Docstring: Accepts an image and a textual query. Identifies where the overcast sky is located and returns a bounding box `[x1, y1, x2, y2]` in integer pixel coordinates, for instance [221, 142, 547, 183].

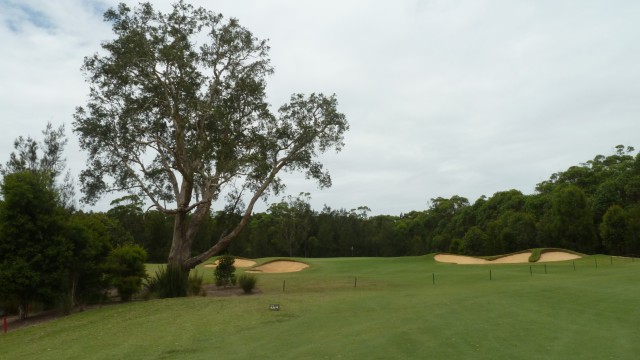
[1, 0, 640, 215]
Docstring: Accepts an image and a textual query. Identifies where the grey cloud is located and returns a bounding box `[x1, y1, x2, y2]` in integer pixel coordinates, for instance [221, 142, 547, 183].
[2, 0, 640, 215]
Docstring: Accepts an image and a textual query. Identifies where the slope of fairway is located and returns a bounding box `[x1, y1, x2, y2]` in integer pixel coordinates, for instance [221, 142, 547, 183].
[2, 255, 640, 359]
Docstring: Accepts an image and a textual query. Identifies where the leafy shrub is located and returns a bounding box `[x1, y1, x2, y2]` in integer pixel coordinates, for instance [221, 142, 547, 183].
[104, 244, 148, 301]
[214, 255, 236, 287]
[238, 273, 257, 294]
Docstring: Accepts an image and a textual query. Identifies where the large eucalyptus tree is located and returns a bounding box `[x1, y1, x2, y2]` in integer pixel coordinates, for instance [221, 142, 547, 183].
[74, 1, 348, 270]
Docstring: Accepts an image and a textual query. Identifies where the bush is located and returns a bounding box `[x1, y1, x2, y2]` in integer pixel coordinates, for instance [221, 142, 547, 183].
[146, 264, 188, 298]
[145, 267, 205, 298]
[188, 272, 205, 296]
[104, 244, 148, 301]
[214, 255, 236, 287]
[237, 273, 258, 294]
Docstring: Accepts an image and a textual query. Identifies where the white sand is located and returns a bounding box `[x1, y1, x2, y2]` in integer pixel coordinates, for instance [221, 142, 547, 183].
[204, 258, 257, 268]
[435, 251, 582, 264]
[433, 254, 491, 265]
[538, 251, 581, 262]
[247, 260, 309, 273]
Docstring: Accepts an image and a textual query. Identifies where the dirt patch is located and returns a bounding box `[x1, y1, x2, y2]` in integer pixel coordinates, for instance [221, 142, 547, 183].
[3, 302, 122, 333]
[4, 310, 62, 333]
[246, 260, 309, 273]
[204, 258, 257, 268]
[539, 251, 582, 262]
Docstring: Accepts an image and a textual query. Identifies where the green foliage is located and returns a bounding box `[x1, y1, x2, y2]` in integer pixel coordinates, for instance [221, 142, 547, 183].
[0, 122, 75, 210]
[0, 170, 70, 318]
[104, 245, 148, 301]
[237, 273, 257, 294]
[145, 265, 188, 298]
[459, 226, 487, 255]
[188, 272, 205, 297]
[267, 193, 313, 257]
[529, 248, 542, 262]
[61, 212, 114, 311]
[214, 255, 236, 287]
[600, 205, 629, 255]
[146, 266, 205, 298]
[548, 185, 596, 252]
[106, 197, 174, 262]
[491, 211, 538, 253]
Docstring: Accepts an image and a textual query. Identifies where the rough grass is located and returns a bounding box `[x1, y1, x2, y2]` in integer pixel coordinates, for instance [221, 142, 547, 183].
[529, 248, 543, 262]
[2, 254, 640, 359]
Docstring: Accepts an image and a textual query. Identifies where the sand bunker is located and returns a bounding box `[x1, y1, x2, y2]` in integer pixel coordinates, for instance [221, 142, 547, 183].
[539, 251, 581, 262]
[247, 260, 309, 273]
[435, 251, 581, 265]
[491, 252, 533, 264]
[434, 252, 532, 265]
[204, 258, 257, 268]
[434, 254, 493, 265]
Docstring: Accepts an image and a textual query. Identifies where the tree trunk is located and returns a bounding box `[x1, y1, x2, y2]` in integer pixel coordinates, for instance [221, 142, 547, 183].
[168, 199, 213, 270]
[18, 301, 28, 320]
[168, 211, 192, 269]
[180, 163, 287, 270]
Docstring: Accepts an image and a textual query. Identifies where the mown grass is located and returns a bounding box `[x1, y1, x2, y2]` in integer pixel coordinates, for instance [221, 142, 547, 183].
[2, 254, 640, 359]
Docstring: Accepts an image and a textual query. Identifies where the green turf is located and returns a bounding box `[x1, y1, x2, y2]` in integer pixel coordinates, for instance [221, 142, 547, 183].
[2, 254, 640, 359]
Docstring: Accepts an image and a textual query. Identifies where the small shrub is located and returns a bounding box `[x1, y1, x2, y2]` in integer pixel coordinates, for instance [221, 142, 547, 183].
[214, 255, 236, 287]
[146, 264, 188, 298]
[188, 272, 205, 296]
[238, 273, 257, 294]
[104, 244, 148, 301]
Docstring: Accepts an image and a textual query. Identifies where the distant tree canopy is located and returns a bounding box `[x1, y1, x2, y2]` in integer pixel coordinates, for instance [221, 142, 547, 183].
[106, 145, 640, 260]
[73, 1, 348, 271]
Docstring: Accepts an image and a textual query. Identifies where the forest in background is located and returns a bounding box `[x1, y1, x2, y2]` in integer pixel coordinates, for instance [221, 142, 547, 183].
[104, 145, 640, 262]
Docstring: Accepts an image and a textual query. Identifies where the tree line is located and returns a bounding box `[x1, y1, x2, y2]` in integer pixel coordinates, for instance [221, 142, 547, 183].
[106, 145, 640, 262]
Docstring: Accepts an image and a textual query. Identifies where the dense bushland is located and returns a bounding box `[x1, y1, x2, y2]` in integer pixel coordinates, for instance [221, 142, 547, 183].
[0, 125, 148, 318]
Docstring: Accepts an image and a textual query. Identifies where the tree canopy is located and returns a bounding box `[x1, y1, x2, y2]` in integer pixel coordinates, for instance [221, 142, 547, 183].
[0, 171, 69, 318]
[73, 1, 348, 270]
